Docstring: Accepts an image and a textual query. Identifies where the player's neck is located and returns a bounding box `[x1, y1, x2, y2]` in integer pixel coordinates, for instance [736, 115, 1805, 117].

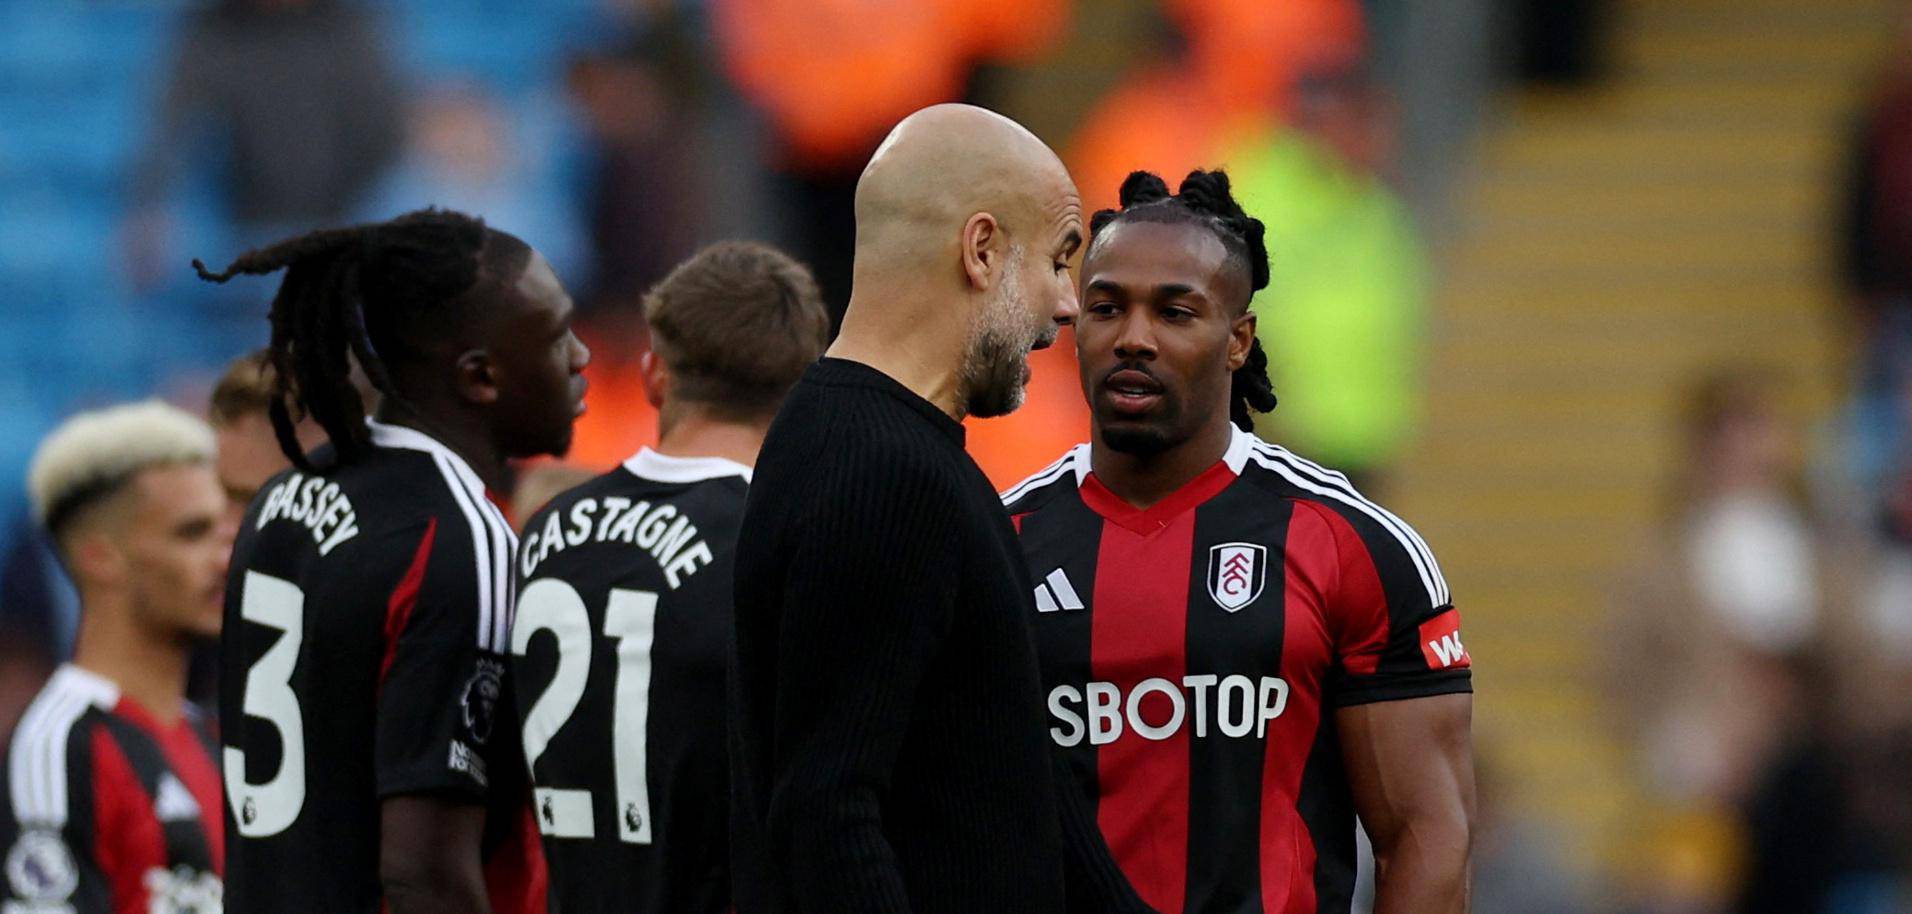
[71, 600, 189, 725]
[831, 295, 966, 420]
[1090, 419, 1234, 511]
[655, 410, 770, 469]
[372, 402, 510, 493]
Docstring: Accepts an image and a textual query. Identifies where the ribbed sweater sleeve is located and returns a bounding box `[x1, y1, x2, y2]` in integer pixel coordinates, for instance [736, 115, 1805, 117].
[765, 415, 958, 912]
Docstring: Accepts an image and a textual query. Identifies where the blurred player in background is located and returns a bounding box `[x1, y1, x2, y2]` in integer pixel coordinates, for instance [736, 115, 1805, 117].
[729, 104, 1149, 914]
[1002, 171, 1473, 913]
[512, 241, 829, 913]
[207, 348, 327, 523]
[1, 401, 232, 913]
[198, 209, 589, 914]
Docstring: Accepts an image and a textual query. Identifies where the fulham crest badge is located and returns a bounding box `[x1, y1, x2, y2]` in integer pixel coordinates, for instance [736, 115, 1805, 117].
[1207, 542, 1266, 612]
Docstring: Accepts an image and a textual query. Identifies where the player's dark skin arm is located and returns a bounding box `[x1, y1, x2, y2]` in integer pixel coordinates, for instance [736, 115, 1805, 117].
[379, 796, 491, 914]
[1338, 693, 1474, 914]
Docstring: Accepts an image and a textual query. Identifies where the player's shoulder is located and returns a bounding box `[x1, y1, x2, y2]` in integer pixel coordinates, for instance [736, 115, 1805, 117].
[532, 451, 751, 528]
[1234, 432, 1451, 608]
[5, 666, 120, 829]
[1000, 443, 1092, 517]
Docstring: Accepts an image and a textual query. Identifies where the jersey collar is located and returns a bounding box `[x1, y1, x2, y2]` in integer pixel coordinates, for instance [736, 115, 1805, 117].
[622, 447, 753, 484]
[50, 663, 121, 708]
[1077, 426, 1257, 535]
[366, 419, 488, 484]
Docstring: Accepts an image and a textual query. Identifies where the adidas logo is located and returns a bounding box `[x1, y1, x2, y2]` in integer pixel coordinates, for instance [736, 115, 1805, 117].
[1033, 569, 1084, 613]
[153, 775, 200, 823]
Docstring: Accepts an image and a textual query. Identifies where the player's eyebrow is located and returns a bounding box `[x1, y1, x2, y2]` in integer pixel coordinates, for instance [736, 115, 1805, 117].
[1057, 229, 1082, 259]
[1084, 278, 1204, 302]
[175, 515, 215, 538]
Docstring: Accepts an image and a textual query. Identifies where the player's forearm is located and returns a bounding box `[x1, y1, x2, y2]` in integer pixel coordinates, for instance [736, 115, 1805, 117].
[379, 797, 491, 914]
[1370, 819, 1471, 914]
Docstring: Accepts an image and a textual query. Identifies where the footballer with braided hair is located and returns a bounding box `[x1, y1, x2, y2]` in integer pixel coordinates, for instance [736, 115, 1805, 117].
[1002, 170, 1474, 913]
[199, 208, 589, 914]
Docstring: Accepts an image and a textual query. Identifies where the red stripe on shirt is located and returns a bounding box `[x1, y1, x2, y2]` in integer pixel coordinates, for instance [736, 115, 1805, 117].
[1260, 505, 1338, 914]
[379, 518, 439, 686]
[1313, 502, 1390, 676]
[1091, 513, 1195, 914]
[90, 724, 164, 914]
[111, 698, 226, 875]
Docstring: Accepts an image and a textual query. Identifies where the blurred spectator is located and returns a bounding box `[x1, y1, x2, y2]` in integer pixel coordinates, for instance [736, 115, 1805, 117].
[1225, 61, 1425, 492]
[1609, 370, 1824, 914]
[361, 80, 585, 282]
[1068, 0, 1365, 213]
[1840, 7, 1912, 529]
[127, 0, 403, 289]
[712, 0, 1069, 315]
[568, 33, 698, 315]
[1612, 371, 1818, 805]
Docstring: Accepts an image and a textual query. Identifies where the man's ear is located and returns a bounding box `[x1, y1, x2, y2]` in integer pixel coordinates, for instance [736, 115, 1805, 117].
[960, 211, 1004, 293]
[65, 527, 125, 589]
[1227, 310, 1257, 373]
[455, 349, 501, 405]
[638, 349, 668, 409]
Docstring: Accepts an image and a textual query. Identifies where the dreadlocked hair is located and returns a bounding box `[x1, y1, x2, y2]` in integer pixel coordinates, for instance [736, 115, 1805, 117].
[193, 208, 529, 471]
[1089, 169, 1277, 431]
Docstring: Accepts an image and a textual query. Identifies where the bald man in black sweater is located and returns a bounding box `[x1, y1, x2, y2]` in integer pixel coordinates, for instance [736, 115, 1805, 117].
[728, 105, 1152, 914]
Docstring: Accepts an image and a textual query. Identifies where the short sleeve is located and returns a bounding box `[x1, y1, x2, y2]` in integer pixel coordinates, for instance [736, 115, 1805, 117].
[1313, 501, 1472, 707]
[3, 716, 131, 914]
[374, 515, 513, 801]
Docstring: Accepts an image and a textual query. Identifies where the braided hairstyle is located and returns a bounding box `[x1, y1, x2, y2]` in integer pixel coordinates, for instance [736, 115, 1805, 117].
[193, 208, 530, 471]
[1088, 170, 1277, 431]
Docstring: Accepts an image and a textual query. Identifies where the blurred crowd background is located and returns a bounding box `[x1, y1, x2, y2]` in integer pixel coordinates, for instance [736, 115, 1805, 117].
[2, 0, 1911, 910]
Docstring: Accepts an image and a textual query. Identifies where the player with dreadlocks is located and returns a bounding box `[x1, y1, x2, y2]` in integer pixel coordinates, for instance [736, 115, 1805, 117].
[200, 208, 589, 914]
[1002, 170, 1474, 914]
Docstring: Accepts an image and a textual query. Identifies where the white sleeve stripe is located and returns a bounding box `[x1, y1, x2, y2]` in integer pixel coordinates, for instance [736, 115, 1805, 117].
[482, 496, 513, 650]
[8, 686, 92, 826]
[1255, 443, 1450, 601]
[1250, 442, 1449, 602]
[1247, 449, 1447, 607]
[433, 452, 496, 652]
[999, 446, 1086, 506]
[999, 456, 1072, 506]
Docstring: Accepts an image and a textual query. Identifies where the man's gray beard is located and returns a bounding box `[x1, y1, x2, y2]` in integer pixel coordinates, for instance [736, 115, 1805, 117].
[960, 254, 1040, 419]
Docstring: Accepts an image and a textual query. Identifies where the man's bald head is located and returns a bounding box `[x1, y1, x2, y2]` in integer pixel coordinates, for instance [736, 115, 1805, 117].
[840, 104, 1083, 420]
[854, 104, 1075, 254]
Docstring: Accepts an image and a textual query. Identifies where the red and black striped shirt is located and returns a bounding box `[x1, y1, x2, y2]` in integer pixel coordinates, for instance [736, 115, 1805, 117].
[1, 664, 224, 913]
[1002, 427, 1471, 914]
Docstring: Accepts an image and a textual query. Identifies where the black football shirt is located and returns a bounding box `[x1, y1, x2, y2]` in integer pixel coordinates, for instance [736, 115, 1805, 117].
[220, 420, 543, 914]
[510, 448, 748, 914]
[1002, 427, 1473, 914]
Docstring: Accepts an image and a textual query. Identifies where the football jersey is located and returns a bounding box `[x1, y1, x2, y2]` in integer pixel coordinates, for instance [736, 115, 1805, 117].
[2, 665, 223, 914]
[1001, 427, 1472, 914]
[220, 420, 543, 914]
[510, 448, 748, 914]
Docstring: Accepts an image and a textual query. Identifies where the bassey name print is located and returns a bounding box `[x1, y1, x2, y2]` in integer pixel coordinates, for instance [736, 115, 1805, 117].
[1047, 675, 1290, 747]
[254, 472, 361, 555]
[519, 495, 715, 588]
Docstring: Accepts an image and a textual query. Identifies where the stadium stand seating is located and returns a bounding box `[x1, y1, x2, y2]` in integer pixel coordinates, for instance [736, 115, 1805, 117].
[0, 0, 606, 528]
